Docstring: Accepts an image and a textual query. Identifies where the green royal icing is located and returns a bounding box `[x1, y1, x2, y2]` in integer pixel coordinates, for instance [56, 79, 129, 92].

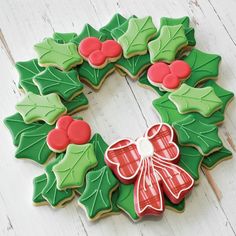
[15, 123, 54, 165]
[34, 38, 83, 71]
[152, 93, 224, 125]
[169, 84, 223, 117]
[71, 24, 107, 45]
[15, 58, 44, 93]
[53, 32, 77, 44]
[33, 67, 84, 101]
[42, 154, 74, 207]
[173, 115, 223, 156]
[78, 166, 119, 220]
[4, 113, 42, 146]
[16, 92, 67, 124]
[148, 25, 188, 63]
[184, 49, 221, 87]
[202, 146, 232, 169]
[118, 16, 157, 58]
[53, 144, 98, 190]
[77, 61, 115, 89]
[100, 13, 127, 39]
[32, 173, 48, 205]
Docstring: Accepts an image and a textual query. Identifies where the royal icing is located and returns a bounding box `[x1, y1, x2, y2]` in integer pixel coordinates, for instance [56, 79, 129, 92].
[32, 173, 48, 205]
[105, 123, 194, 217]
[53, 32, 77, 44]
[47, 116, 91, 152]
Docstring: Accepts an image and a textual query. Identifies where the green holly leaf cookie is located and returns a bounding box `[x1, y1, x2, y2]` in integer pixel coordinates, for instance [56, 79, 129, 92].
[202, 146, 232, 169]
[116, 184, 139, 221]
[16, 92, 67, 124]
[53, 32, 77, 44]
[34, 38, 83, 71]
[71, 24, 107, 45]
[169, 84, 223, 117]
[178, 146, 203, 182]
[15, 123, 54, 165]
[173, 115, 223, 156]
[138, 72, 166, 96]
[53, 144, 97, 190]
[152, 93, 224, 125]
[202, 80, 234, 113]
[4, 113, 42, 146]
[78, 166, 119, 220]
[33, 67, 84, 101]
[62, 93, 89, 115]
[115, 54, 151, 79]
[158, 16, 196, 46]
[32, 173, 48, 205]
[15, 59, 44, 94]
[164, 195, 185, 212]
[118, 16, 157, 58]
[184, 49, 221, 87]
[100, 13, 127, 39]
[148, 25, 188, 63]
[77, 61, 115, 89]
[42, 154, 75, 207]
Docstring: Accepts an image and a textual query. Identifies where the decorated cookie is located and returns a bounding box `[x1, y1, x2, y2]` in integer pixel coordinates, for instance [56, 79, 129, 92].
[53, 32, 77, 44]
[15, 123, 54, 165]
[78, 166, 119, 220]
[34, 38, 83, 71]
[33, 67, 84, 101]
[16, 92, 67, 125]
[42, 154, 75, 207]
[118, 16, 157, 58]
[148, 25, 188, 64]
[147, 60, 191, 91]
[77, 61, 115, 89]
[47, 116, 91, 152]
[169, 84, 223, 117]
[173, 115, 223, 156]
[105, 123, 194, 217]
[53, 144, 97, 190]
[79, 37, 122, 68]
[15, 59, 44, 94]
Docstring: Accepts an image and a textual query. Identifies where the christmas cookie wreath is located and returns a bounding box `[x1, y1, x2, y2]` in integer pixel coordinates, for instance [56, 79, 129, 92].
[4, 14, 234, 221]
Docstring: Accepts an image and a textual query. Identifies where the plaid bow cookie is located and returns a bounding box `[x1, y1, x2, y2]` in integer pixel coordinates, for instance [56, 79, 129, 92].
[105, 123, 194, 217]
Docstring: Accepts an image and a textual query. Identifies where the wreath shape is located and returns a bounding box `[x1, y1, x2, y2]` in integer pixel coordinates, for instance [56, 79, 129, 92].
[4, 14, 234, 221]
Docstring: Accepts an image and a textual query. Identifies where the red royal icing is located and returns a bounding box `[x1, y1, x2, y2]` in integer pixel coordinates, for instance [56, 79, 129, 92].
[147, 62, 170, 84]
[79, 37, 102, 57]
[47, 116, 91, 152]
[169, 60, 191, 79]
[101, 40, 122, 58]
[162, 73, 180, 89]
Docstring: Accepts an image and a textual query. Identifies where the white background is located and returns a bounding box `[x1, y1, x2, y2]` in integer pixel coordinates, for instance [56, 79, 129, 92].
[0, 0, 236, 235]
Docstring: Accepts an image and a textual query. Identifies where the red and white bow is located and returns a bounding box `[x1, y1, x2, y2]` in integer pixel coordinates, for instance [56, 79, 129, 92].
[105, 123, 194, 217]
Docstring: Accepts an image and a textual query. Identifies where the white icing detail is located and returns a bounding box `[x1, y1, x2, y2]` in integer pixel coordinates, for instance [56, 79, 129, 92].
[136, 137, 154, 160]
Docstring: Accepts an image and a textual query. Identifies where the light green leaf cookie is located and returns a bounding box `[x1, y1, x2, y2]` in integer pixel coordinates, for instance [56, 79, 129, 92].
[53, 144, 98, 190]
[118, 16, 157, 58]
[148, 25, 188, 63]
[16, 92, 67, 124]
[34, 38, 83, 71]
[78, 166, 119, 220]
[169, 84, 223, 117]
[173, 115, 223, 156]
[33, 67, 84, 101]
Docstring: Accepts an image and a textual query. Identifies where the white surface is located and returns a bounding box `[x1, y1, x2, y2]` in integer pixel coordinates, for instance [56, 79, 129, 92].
[0, 0, 236, 235]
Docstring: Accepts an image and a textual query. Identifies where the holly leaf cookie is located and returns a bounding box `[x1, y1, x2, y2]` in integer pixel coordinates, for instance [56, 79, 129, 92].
[118, 16, 157, 58]
[53, 144, 97, 190]
[78, 166, 119, 220]
[169, 84, 223, 117]
[100, 13, 127, 39]
[34, 38, 83, 71]
[32, 174, 48, 205]
[15, 123, 54, 165]
[15, 59, 44, 94]
[42, 154, 75, 207]
[33, 67, 84, 101]
[148, 25, 188, 63]
[53, 32, 77, 44]
[4, 113, 42, 146]
[16, 92, 67, 124]
[173, 115, 223, 156]
[184, 49, 221, 87]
